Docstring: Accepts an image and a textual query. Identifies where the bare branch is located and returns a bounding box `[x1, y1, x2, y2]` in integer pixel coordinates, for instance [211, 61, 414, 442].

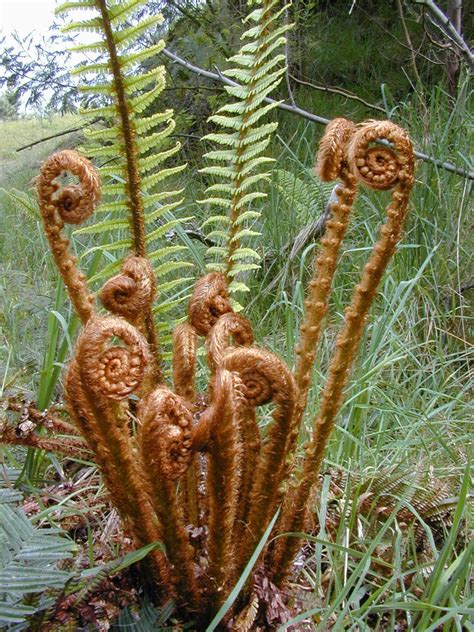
[413, 0, 474, 70]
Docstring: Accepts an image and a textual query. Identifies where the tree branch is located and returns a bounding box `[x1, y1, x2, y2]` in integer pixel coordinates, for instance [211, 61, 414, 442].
[413, 0, 474, 71]
[162, 47, 474, 180]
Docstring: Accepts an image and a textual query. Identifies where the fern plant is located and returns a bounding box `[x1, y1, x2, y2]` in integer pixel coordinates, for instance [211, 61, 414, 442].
[1, 1, 418, 628]
[58, 0, 193, 365]
[199, 0, 290, 302]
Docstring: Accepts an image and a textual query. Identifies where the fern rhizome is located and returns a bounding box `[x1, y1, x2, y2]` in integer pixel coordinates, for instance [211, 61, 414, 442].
[8, 0, 416, 626]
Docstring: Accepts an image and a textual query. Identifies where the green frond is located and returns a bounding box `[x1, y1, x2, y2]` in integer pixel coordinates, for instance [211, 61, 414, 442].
[70, 39, 107, 54]
[85, 143, 121, 158]
[234, 209, 262, 224]
[228, 280, 251, 293]
[89, 259, 123, 284]
[241, 100, 280, 128]
[73, 218, 129, 236]
[151, 279, 193, 299]
[201, 215, 232, 229]
[205, 183, 235, 195]
[236, 137, 271, 162]
[101, 181, 127, 196]
[152, 260, 193, 278]
[84, 125, 119, 141]
[206, 262, 227, 273]
[236, 173, 271, 192]
[120, 42, 165, 69]
[235, 192, 267, 208]
[207, 113, 244, 131]
[141, 165, 187, 192]
[137, 121, 176, 153]
[143, 189, 185, 208]
[231, 228, 261, 241]
[62, 16, 103, 33]
[71, 61, 110, 76]
[134, 109, 174, 133]
[113, 15, 164, 47]
[144, 198, 184, 223]
[145, 217, 192, 243]
[230, 247, 261, 261]
[196, 197, 232, 209]
[239, 122, 278, 145]
[145, 244, 187, 259]
[201, 131, 239, 147]
[124, 67, 162, 93]
[130, 77, 167, 113]
[227, 262, 260, 275]
[206, 229, 230, 242]
[199, 165, 237, 179]
[202, 149, 238, 163]
[55, 0, 95, 15]
[239, 156, 274, 177]
[206, 246, 228, 257]
[108, 0, 148, 25]
[80, 103, 115, 118]
[80, 239, 132, 259]
[139, 143, 181, 174]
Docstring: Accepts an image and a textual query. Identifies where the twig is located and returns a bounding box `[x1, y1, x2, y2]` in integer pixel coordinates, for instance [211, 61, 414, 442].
[395, 0, 422, 84]
[16, 119, 99, 152]
[288, 74, 385, 113]
[413, 0, 474, 70]
[162, 47, 474, 180]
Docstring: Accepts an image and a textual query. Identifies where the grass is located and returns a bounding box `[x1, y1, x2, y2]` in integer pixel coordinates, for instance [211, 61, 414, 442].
[0, 81, 472, 629]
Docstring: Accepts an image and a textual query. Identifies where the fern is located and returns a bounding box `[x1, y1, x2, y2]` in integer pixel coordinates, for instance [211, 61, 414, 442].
[199, 0, 291, 301]
[0, 499, 76, 626]
[56, 0, 192, 345]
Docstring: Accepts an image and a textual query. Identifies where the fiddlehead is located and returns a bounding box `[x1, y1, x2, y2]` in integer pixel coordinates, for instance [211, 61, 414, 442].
[188, 272, 233, 336]
[193, 370, 243, 608]
[37, 149, 100, 323]
[65, 316, 171, 590]
[289, 118, 358, 471]
[172, 322, 198, 404]
[207, 312, 254, 372]
[221, 346, 296, 574]
[99, 256, 156, 324]
[271, 120, 415, 583]
[77, 315, 150, 401]
[138, 387, 200, 608]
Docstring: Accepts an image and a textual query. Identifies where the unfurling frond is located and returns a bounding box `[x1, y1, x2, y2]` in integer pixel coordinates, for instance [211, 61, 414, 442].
[58, 0, 192, 358]
[199, 0, 291, 302]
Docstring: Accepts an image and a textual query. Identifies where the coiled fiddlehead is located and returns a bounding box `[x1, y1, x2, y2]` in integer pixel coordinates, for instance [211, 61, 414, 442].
[271, 120, 415, 583]
[138, 387, 200, 608]
[220, 346, 296, 575]
[290, 119, 358, 467]
[65, 316, 171, 591]
[99, 256, 156, 323]
[37, 149, 101, 323]
[188, 272, 233, 337]
[207, 312, 254, 373]
[77, 315, 150, 401]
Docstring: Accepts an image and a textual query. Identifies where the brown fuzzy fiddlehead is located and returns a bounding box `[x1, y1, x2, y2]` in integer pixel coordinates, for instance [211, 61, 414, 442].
[221, 347, 296, 573]
[65, 317, 171, 590]
[138, 387, 200, 608]
[99, 256, 156, 324]
[37, 149, 101, 323]
[207, 312, 254, 372]
[188, 272, 233, 336]
[195, 370, 244, 608]
[172, 322, 198, 404]
[271, 120, 415, 583]
[76, 315, 150, 401]
[290, 119, 358, 466]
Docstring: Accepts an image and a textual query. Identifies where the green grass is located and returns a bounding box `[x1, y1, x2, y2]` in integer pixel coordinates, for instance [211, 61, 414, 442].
[0, 82, 472, 629]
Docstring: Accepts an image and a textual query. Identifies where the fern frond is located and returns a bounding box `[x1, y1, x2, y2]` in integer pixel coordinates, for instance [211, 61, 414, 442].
[60, 0, 193, 349]
[199, 0, 290, 298]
